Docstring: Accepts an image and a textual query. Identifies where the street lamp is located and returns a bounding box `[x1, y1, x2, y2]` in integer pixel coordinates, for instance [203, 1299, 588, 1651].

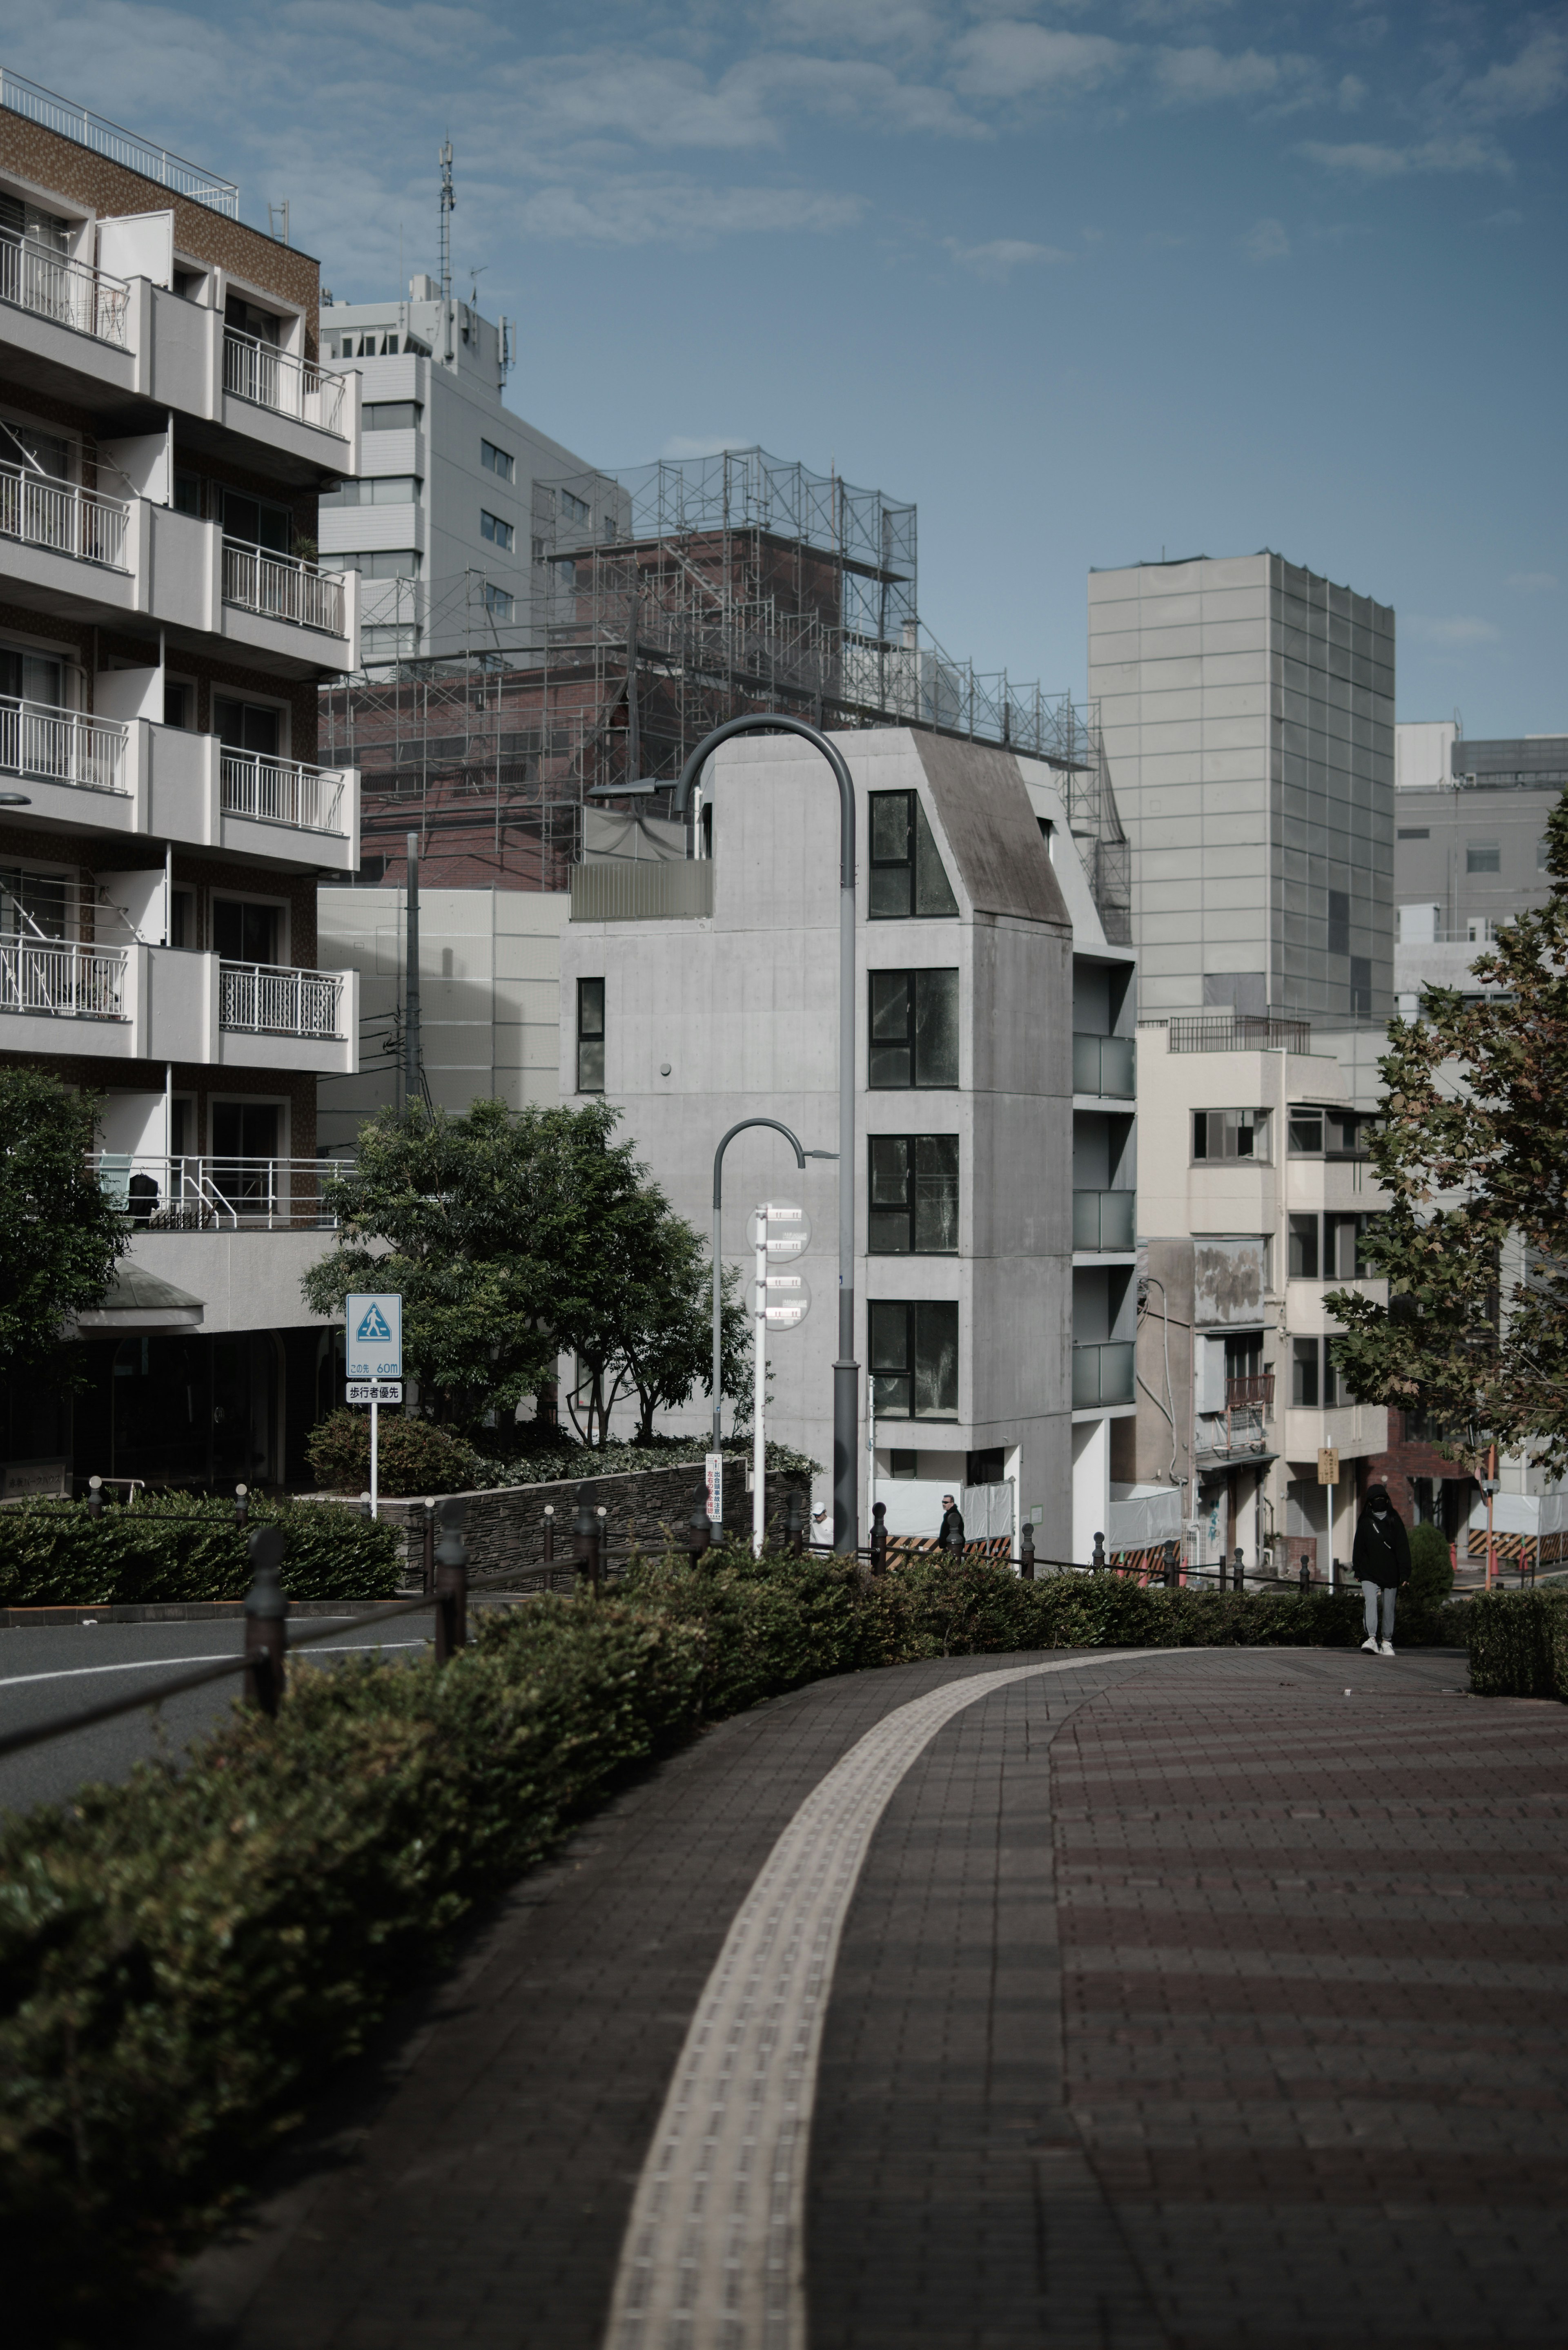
[673, 715, 860, 1551]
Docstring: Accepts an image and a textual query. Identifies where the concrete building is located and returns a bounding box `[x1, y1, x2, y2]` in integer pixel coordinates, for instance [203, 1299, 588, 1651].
[317, 279, 605, 667]
[1089, 553, 1395, 1027]
[1122, 1015, 1387, 1580]
[557, 727, 1138, 1556]
[1394, 724, 1567, 1011]
[0, 73, 360, 1494]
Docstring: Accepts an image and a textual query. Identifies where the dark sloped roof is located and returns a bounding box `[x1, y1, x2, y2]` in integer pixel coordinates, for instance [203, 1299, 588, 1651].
[909, 734, 1071, 930]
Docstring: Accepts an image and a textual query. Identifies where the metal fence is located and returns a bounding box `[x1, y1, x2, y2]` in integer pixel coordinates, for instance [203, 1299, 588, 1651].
[92, 1153, 349, 1231]
[1166, 1014, 1311, 1055]
[218, 961, 344, 1039]
[0, 66, 239, 213]
[222, 539, 345, 635]
[0, 696, 127, 792]
[0, 462, 127, 567]
[221, 749, 345, 834]
[0, 939, 126, 1019]
[223, 330, 348, 438]
[0, 225, 127, 343]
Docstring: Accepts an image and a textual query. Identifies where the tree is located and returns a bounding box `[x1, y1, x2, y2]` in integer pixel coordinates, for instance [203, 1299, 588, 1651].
[0, 1068, 126, 1385]
[1326, 787, 1568, 1476]
[559, 1206, 750, 1446]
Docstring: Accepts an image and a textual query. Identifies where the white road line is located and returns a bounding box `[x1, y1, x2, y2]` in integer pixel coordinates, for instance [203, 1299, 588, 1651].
[0, 1642, 426, 1692]
[601, 1649, 1159, 2350]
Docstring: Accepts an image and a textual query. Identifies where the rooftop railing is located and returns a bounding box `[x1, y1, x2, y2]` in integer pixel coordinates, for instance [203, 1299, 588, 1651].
[1166, 1015, 1311, 1055]
[0, 225, 127, 344]
[0, 696, 127, 792]
[219, 961, 344, 1040]
[223, 329, 348, 439]
[0, 938, 126, 1019]
[222, 538, 345, 637]
[0, 462, 127, 569]
[0, 67, 239, 214]
[220, 749, 346, 835]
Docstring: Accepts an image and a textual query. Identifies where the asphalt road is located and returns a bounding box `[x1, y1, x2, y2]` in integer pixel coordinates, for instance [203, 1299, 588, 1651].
[0, 1613, 436, 1818]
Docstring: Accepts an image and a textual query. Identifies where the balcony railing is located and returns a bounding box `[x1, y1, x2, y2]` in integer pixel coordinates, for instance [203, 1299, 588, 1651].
[1072, 1188, 1136, 1251]
[219, 961, 344, 1039]
[0, 227, 128, 345]
[93, 1153, 349, 1231]
[1197, 1375, 1276, 1463]
[0, 939, 126, 1019]
[1072, 1032, 1135, 1097]
[223, 330, 348, 439]
[0, 67, 239, 213]
[1071, 1340, 1135, 1409]
[222, 538, 345, 636]
[1166, 1015, 1311, 1055]
[0, 462, 127, 568]
[220, 749, 345, 835]
[0, 696, 127, 792]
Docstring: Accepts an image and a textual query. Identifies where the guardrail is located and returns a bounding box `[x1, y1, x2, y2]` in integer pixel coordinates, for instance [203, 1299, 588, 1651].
[222, 537, 345, 636]
[223, 329, 347, 439]
[92, 1153, 351, 1231]
[0, 938, 126, 1019]
[220, 748, 345, 834]
[0, 66, 239, 213]
[219, 961, 345, 1040]
[0, 461, 127, 568]
[1071, 1032, 1135, 1097]
[1071, 1339, 1135, 1409]
[0, 696, 127, 791]
[0, 225, 127, 343]
[1072, 1188, 1135, 1252]
[1167, 1014, 1311, 1055]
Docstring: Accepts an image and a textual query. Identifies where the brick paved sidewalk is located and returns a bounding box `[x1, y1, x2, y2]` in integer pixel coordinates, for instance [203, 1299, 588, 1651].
[163, 1645, 1568, 2349]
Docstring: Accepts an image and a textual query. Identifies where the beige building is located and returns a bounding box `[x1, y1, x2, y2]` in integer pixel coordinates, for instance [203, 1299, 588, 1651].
[1120, 1013, 1387, 1579]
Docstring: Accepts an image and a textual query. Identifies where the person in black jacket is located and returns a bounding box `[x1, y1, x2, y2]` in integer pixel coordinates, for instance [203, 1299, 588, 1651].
[1352, 1483, 1410, 1655]
[939, 1494, 965, 1553]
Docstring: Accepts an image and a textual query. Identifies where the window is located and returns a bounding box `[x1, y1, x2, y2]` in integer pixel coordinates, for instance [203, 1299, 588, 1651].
[168, 888, 194, 948]
[480, 510, 515, 552]
[1289, 1109, 1365, 1158]
[163, 680, 193, 729]
[889, 1449, 918, 1479]
[1038, 816, 1055, 858]
[211, 897, 280, 964]
[1292, 1336, 1319, 1409]
[1288, 1110, 1323, 1154]
[870, 1300, 958, 1420]
[0, 193, 71, 254]
[225, 294, 281, 346]
[1327, 889, 1350, 956]
[221, 488, 291, 554]
[483, 583, 514, 620]
[868, 968, 959, 1088]
[173, 468, 202, 517]
[0, 645, 63, 708]
[1192, 1109, 1269, 1162]
[324, 550, 421, 579]
[1287, 1214, 1319, 1280]
[319, 476, 421, 507]
[1466, 842, 1500, 874]
[868, 790, 958, 920]
[1224, 1331, 1264, 1383]
[214, 697, 281, 756]
[560, 488, 591, 525]
[868, 1135, 959, 1254]
[576, 977, 604, 1093]
[1350, 955, 1372, 1017]
[0, 866, 70, 941]
[481, 439, 514, 482]
[363, 401, 423, 431]
[1397, 827, 1429, 841]
[7, 425, 70, 482]
[172, 268, 204, 303]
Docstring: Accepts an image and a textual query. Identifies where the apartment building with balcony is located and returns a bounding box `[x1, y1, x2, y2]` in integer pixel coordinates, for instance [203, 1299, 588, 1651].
[556, 727, 1137, 1557]
[0, 74, 361, 1494]
[1123, 1015, 1388, 1578]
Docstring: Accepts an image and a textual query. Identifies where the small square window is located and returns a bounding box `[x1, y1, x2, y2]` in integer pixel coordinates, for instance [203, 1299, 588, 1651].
[480, 510, 515, 552]
[868, 968, 959, 1088]
[481, 439, 514, 481]
[1466, 842, 1500, 874]
[576, 977, 604, 1093]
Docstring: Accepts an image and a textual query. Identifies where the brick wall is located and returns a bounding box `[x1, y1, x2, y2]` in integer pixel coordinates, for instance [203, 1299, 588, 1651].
[1361, 1410, 1474, 1524]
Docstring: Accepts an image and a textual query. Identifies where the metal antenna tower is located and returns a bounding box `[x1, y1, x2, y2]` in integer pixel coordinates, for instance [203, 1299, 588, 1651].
[438, 137, 454, 365]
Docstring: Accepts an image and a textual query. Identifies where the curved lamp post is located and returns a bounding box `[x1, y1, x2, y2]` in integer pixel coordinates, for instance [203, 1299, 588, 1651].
[674, 714, 859, 1551]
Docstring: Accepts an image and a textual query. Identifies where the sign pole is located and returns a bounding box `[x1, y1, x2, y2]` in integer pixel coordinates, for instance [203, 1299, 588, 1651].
[370, 1396, 379, 1520]
[753, 1220, 767, 1558]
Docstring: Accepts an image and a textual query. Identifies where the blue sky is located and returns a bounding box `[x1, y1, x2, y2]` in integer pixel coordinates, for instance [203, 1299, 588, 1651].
[4, 0, 1563, 732]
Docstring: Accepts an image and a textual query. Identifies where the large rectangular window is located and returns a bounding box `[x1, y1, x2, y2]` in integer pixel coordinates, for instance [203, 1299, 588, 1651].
[868, 1136, 959, 1254]
[1328, 890, 1350, 956]
[1192, 1109, 1269, 1162]
[576, 977, 604, 1093]
[870, 1300, 958, 1420]
[868, 790, 958, 920]
[869, 968, 959, 1088]
[1287, 1214, 1319, 1280]
[363, 400, 423, 430]
[481, 439, 514, 481]
[481, 510, 515, 551]
[1292, 1336, 1319, 1408]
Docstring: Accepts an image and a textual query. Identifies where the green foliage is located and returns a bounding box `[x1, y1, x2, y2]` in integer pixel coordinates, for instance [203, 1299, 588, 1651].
[0, 1547, 1475, 2332]
[465, 1433, 820, 1490]
[1407, 1521, 1455, 1609]
[1325, 787, 1568, 1476]
[1468, 1587, 1568, 1700]
[0, 1068, 126, 1387]
[0, 1494, 399, 1609]
[306, 1408, 479, 1498]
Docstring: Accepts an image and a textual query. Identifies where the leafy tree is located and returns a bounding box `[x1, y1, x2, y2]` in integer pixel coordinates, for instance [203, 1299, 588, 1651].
[0, 1067, 125, 1386]
[1327, 788, 1568, 1476]
[1407, 1521, 1454, 1608]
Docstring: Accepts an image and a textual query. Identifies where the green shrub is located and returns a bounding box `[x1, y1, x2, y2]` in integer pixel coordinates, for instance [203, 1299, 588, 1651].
[1408, 1521, 1454, 1608]
[0, 1494, 399, 1609]
[1468, 1587, 1568, 1700]
[466, 1432, 820, 1489]
[306, 1408, 480, 1497]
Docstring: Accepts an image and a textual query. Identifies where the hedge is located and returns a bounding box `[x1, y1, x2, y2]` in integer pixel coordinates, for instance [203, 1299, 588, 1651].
[0, 1494, 401, 1610]
[0, 1548, 1473, 2337]
[1468, 1587, 1568, 1701]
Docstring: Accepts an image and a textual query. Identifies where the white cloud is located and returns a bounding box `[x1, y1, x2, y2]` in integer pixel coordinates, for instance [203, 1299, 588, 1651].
[1506, 572, 1558, 592]
[943, 235, 1073, 279]
[1402, 615, 1501, 646]
[1462, 28, 1568, 121]
[1298, 136, 1511, 178]
[1485, 207, 1524, 227]
[1154, 45, 1311, 105]
[768, 0, 943, 48]
[951, 23, 1129, 100]
[660, 435, 757, 459]
[1337, 73, 1367, 112]
[734, 53, 990, 138]
[1240, 216, 1290, 262]
[518, 180, 866, 247]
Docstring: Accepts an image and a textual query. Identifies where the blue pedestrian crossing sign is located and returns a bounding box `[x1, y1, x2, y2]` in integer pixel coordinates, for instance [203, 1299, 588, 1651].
[345, 1292, 402, 1380]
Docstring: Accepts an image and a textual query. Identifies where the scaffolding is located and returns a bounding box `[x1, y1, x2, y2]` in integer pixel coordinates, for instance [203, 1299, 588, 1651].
[321, 445, 1131, 940]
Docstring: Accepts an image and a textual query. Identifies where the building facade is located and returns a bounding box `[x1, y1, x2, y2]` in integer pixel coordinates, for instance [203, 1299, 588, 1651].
[0, 77, 360, 1494]
[1089, 553, 1395, 1026]
[1394, 724, 1567, 1010]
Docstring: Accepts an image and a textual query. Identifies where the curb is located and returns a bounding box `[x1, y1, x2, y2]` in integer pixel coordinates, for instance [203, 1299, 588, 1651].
[0, 1596, 425, 1630]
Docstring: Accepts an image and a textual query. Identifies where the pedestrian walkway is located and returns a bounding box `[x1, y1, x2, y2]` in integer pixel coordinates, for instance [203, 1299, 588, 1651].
[164, 1645, 1568, 2348]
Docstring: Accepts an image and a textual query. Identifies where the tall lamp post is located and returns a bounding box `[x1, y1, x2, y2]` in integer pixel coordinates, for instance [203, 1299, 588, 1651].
[673, 716, 860, 1552]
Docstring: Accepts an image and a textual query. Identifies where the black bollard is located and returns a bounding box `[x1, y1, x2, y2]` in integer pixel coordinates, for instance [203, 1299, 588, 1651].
[1232, 1544, 1245, 1593]
[1163, 1538, 1180, 1591]
[359, 1489, 372, 1522]
[1298, 1556, 1312, 1595]
[243, 1525, 288, 1715]
[572, 1487, 597, 1591]
[541, 1503, 556, 1565]
[595, 1506, 608, 1593]
[421, 1498, 436, 1596]
[1020, 1521, 1036, 1582]
[1091, 1531, 1106, 1572]
[870, 1500, 888, 1575]
[434, 1498, 468, 1663]
[687, 1489, 712, 1567]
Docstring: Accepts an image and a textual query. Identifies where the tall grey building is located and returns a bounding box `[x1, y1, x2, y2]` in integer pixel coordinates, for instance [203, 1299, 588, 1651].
[1088, 554, 1394, 1025]
[1393, 727, 1567, 1011]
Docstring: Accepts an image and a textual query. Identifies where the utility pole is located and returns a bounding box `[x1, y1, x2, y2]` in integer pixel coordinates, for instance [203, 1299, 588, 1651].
[439, 138, 455, 367]
[405, 830, 421, 1107]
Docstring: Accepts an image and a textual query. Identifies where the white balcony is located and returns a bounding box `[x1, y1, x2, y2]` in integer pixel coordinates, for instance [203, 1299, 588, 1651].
[220, 747, 345, 835]
[223, 329, 348, 439]
[0, 696, 126, 793]
[222, 537, 346, 637]
[219, 959, 345, 1041]
[0, 941, 357, 1072]
[94, 1153, 348, 1232]
[0, 462, 127, 569]
[0, 230, 127, 346]
[0, 937, 126, 1020]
